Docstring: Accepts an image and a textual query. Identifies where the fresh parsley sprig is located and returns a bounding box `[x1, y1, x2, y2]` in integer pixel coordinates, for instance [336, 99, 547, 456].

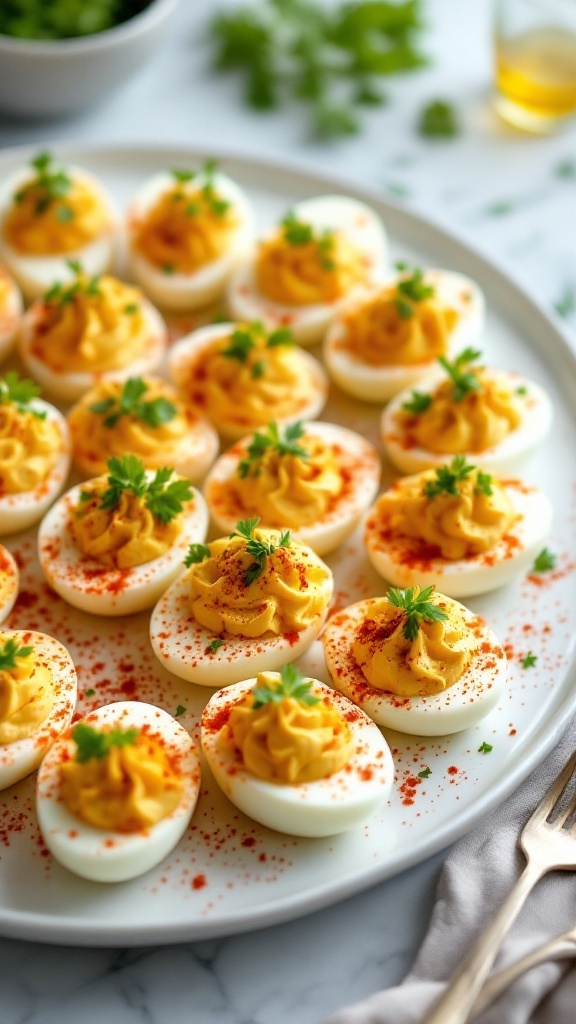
[94, 456, 193, 525]
[238, 421, 308, 478]
[90, 378, 177, 430]
[232, 517, 291, 586]
[0, 638, 34, 672]
[44, 259, 101, 307]
[15, 151, 72, 217]
[221, 321, 294, 376]
[386, 585, 449, 641]
[72, 723, 139, 763]
[281, 212, 335, 269]
[402, 390, 432, 416]
[423, 456, 476, 500]
[438, 348, 483, 402]
[532, 548, 556, 573]
[0, 371, 45, 418]
[252, 663, 320, 709]
[169, 160, 230, 218]
[184, 543, 211, 567]
[394, 265, 435, 319]
[418, 99, 460, 138]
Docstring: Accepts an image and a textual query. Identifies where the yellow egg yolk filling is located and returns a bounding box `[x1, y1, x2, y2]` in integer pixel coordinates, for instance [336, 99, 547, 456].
[73, 484, 183, 569]
[0, 648, 54, 744]
[256, 230, 366, 306]
[0, 277, 10, 312]
[221, 675, 353, 784]
[343, 288, 458, 367]
[406, 370, 522, 454]
[228, 436, 343, 528]
[189, 335, 317, 430]
[69, 379, 191, 477]
[352, 594, 476, 697]
[4, 177, 109, 256]
[33, 276, 151, 374]
[0, 404, 62, 495]
[134, 184, 237, 273]
[60, 732, 183, 832]
[188, 532, 332, 638]
[375, 468, 516, 561]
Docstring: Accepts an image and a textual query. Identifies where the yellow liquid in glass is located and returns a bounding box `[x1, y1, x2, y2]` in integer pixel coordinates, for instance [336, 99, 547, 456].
[496, 27, 576, 119]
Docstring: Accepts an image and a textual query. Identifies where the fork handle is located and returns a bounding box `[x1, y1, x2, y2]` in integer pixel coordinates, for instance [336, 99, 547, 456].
[471, 931, 576, 1019]
[419, 862, 545, 1024]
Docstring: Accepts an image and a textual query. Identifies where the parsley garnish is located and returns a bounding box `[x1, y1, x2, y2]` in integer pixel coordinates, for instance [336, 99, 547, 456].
[267, 327, 294, 347]
[281, 211, 335, 269]
[516, 385, 528, 396]
[124, 303, 139, 315]
[394, 266, 435, 318]
[0, 371, 45, 418]
[418, 100, 460, 138]
[475, 471, 493, 497]
[84, 688, 95, 697]
[72, 723, 139, 763]
[252, 663, 320, 709]
[251, 359, 265, 379]
[521, 652, 538, 669]
[174, 704, 187, 717]
[438, 348, 483, 402]
[171, 169, 195, 183]
[208, 638, 223, 653]
[94, 456, 193, 525]
[184, 543, 211, 567]
[232, 517, 291, 586]
[423, 456, 476, 499]
[386, 585, 449, 641]
[402, 390, 433, 416]
[478, 741, 493, 754]
[238, 421, 308, 478]
[44, 260, 101, 307]
[418, 767, 432, 779]
[162, 264, 176, 275]
[90, 378, 177, 430]
[16, 152, 71, 216]
[0, 638, 33, 672]
[532, 548, 556, 573]
[222, 324, 259, 362]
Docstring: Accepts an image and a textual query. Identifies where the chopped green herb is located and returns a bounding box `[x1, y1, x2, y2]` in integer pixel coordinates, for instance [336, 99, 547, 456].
[521, 652, 538, 669]
[124, 303, 139, 315]
[516, 385, 528, 396]
[267, 327, 294, 347]
[396, 266, 435, 303]
[0, 371, 44, 417]
[475, 470, 493, 497]
[90, 377, 177, 430]
[281, 212, 335, 267]
[16, 152, 71, 213]
[162, 264, 176, 275]
[402, 390, 432, 416]
[251, 359, 265, 379]
[208, 638, 223, 653]
[0, 2, 151, 40]
[232, 517, 291, 586]
[43, 261, 101, 307]
[395, 297, 413, 319]
[95, 456, 192, 524]
[184, 543, 211, 567]
[238, 421, 308, 478]
[84, 688, 95, 697]
[252, 663, 319, 708]
[418, 766, 432, 779]
[423, 456, 476, 499]
[171, 169, 195, 183]
[478, 741, 493, 754]
[554, 285, 576, 319]
[56, 205, 74, 223]
[72, 723, 139, 763]
[438, 348, 483, 402]
[532, 548, 556, 573]
[222, 326, 258, 363]
[174, 705, 187, 718]
[418, 99, 460, 138]
[0, 638, 33, 672]
[386, 585, 449, 641]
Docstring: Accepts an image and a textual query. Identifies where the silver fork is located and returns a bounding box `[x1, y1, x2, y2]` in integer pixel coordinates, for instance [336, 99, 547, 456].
[419, 748, 576, 1024]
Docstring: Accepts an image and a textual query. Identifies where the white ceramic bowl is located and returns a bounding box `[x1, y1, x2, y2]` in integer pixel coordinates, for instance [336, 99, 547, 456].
[0, 0, 180, 118]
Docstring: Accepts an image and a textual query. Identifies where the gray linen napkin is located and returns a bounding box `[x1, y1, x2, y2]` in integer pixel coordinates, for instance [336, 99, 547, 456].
[322, 720, 576, 1024]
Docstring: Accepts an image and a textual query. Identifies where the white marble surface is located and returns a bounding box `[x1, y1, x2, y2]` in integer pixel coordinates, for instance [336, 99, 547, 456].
[1, 0, 575, 1021]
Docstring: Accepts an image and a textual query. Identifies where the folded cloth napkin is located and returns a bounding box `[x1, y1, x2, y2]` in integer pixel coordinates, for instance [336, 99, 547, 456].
[322, 720, 576, 1024]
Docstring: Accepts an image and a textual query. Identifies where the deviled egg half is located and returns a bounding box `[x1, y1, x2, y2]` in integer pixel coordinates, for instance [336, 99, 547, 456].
[228, 195, 388, 346]
[382, 348, 553, 476]
[201, 664, 394, 838]
[0, 371, 71, 535]
[0, 151, 118, 302]
[150, 518, 333, 687]
[38, 455, 209, 616]
[126, 160, 254, 311]
[204, 419, 380, 556]
[0, 266, 23, 363]
[68, 375, 219, 484]
[20, 264, 167, 404]
[0, 630, 77, 790]
[37, 700, 200, 883]
[168, 321, 328, 441]
[323, 587, 506, 736]
[324, 266, 485, 403]
[365, 456, 552, 598]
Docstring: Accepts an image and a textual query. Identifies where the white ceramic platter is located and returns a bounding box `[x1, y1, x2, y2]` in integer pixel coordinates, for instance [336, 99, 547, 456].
[0, 144, 575, 947]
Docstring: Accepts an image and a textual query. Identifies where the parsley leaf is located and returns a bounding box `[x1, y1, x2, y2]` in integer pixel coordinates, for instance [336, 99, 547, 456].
[238, 421, 308, 478]
[184, 543, 211, 567]
[402, 390, 433, 416]
[281, 212, 335, 268]
[419, 100, 460, 138]
[475, 471, 493, 497]
[418, 766, 432, 779]
[423, 456, 476, 499]
[478, 741, 493, 754]
[521, 652, 538, 668]
[222, 325, 259, 362]
[72, 723, 139, 763]
[19, 152, 72, 216]
[0, 638, 34, 672]
[438, 348, 483, 402]
[0, 371, 44, 417]
[95, 456, 192, 524]
[232, 517, 291, 586]
[386, 585, 449, 641]
[252, 663, 320, 709]
[532, 547, 556, 573]
[174, 704, 187, 717]
[90, 378, 177, 430]
[43, 260, 102, 307]
[396, 266, 435, 303]
[208, 638, 223, 653]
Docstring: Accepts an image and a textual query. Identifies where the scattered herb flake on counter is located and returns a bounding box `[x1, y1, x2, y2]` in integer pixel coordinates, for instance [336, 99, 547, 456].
[478, 741, 493, 754]
[418, 99, 460, 138]
[210, 0, 428, 140]
[174, 705, 187, 718]
[0, 1, 152, 40]
[532, 548, 556, 573]
[84, 688, 95, 697]
[418, 766, 432, 778]
[521, 652, 538, 668]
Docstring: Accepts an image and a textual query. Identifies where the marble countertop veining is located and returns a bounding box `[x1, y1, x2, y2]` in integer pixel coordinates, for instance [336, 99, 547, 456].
[1, 1, 575, 1021]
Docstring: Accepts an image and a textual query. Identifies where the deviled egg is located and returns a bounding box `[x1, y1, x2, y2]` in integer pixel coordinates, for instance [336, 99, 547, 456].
[382, 348, 553, 475]
[0, 630, 77, 790]
[126, 160, 254, 311]
[228, 195, 388, 346]
[168, 321, 328, 441]
[150, 518, 333, 687]
[38, 456, 209, 616]
[365, 457, 552, 598]
[20, 265, 167, 404]
[0, 266, 23, 363]
[201, 665, 394, 837]
[323, 587, 506, 736]
[0, 151, 118, 302]
[0, 371, 71, 535]
[204, 419, 380, 556]
[324, 266, 484, 402]
[37, 700, 200, 883]
[68, 375, 219, 483]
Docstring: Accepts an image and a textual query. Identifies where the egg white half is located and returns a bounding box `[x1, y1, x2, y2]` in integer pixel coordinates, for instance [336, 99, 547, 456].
[0, 399, 71, 535]
[324, 270, 485, 403]
[36, 700, 200, 883]
[201, 677, 395, 837]
[38, 480, 209, 617]
[382, 370, 553, 476]
[0, 630, 77, 791]
[0, 544, 19, 622]
[0, 267, 23, 363]
[228, 194, 389, 347]
[323, 599, 506, 736]
[204, 421, 381, 556]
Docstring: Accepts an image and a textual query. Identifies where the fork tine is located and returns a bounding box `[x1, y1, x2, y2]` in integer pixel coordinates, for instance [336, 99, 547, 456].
[524, 750, 576, 829]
